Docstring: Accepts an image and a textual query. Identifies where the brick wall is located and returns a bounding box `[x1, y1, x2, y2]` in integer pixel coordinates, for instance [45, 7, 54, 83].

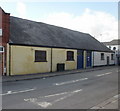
[0, 7, 10, 75]
[0, 8, 2, 75]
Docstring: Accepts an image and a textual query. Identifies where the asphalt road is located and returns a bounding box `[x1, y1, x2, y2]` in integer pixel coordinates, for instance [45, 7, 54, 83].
[2, 66, 118, 109]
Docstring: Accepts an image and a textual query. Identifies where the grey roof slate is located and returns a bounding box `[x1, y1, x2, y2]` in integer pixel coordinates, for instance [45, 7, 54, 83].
[10, 16, 113, 52]
[103, 39, 120, 45]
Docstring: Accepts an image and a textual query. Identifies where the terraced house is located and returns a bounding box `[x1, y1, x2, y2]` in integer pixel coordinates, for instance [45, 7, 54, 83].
[0, 8, 115, 76]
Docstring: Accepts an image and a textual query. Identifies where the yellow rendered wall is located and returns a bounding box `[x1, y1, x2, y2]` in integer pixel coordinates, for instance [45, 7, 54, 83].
[9, 45, 77, 75]
[10, 45, 51, 75]
[52, 48, 77, 72]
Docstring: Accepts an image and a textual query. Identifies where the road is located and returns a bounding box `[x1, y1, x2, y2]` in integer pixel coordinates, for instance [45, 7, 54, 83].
[2, 66, 119, 109]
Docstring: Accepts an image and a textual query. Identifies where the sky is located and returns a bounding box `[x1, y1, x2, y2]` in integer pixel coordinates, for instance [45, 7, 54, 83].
[0, 1, 118, 42]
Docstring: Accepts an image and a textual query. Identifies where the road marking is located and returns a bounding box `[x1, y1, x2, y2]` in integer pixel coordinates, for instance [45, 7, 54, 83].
[91, 106, 101, 109]
[40, 92, 68, 98]
[114, 94, 120, 98]
[24, 89, 82, 108]
[53, 78, 88, 86]
[96, 72, 112, 77]
[37, 102, 52, 108]
[40, 89, 82, 98]
[0, 88, 36, 96]
[52, 89, 82, 104]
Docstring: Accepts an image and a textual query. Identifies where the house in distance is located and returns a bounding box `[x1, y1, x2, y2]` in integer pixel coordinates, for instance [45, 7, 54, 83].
[0, 8, 115, 76]
[103, 39, 120, 65]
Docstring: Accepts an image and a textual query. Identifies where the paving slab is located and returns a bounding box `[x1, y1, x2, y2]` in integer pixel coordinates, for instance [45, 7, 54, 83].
[91, 94, 120, 110]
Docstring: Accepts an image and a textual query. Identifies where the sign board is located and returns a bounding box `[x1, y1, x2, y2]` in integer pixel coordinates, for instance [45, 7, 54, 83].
[0, 29, 2, 36]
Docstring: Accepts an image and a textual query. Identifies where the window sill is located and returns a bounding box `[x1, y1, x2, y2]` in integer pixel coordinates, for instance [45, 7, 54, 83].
[34, 61, 48, 62]
[66, 60, 75, 61]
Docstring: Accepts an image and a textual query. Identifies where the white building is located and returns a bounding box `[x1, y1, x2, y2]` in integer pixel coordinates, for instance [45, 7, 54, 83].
[103, 39, 120, 65]
[92, 51, 115, 67]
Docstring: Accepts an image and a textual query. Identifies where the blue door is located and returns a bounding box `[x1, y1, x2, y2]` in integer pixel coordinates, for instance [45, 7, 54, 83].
[86, 51, 92, 67]
[77, 50, 84, 69]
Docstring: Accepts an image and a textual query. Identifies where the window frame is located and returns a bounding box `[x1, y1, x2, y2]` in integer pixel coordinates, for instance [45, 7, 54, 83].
[0, 54, 2, 62]
[66, 51, 74, 61]
[111, 54, 114, 60]
[113, 47, 116, 50]
[0, 29, 2, 36]
[35, 50, 47, 62]
[108, 46, 111, 49]
[101, 53, 104, 60]
[0, 46, 4, 53]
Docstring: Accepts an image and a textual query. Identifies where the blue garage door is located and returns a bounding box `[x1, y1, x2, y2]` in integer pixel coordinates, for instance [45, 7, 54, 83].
[86, 51, 92, 67]
[77, 50, 84, 69]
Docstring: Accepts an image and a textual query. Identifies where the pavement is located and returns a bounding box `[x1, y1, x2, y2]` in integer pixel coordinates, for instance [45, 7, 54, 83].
[2, 65, 119, 109]
[91, 94, 119, 110]
[2, 65, 118, 83]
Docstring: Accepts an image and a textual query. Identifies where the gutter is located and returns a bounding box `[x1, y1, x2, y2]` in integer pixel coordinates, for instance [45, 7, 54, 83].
[9, 43, 114, 53]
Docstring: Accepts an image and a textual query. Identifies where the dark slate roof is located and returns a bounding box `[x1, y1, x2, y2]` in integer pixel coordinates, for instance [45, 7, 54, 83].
[9, 16, 113, 52]
[103, 39, 120, 45]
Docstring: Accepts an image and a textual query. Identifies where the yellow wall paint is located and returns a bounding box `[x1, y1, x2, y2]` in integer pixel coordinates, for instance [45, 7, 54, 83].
[65, 49, 77, 70]
[10, 46, 51, 75]
[9, 45, 77, 75]
[52, 48, 77, 72]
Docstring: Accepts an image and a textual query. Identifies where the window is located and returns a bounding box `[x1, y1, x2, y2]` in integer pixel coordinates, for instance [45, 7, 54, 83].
[67, 51, 74, 61]
[0, 29, 2, 36]
[111, 54, 114, 60]
[109, 46, 111, 49]
[113, 47, 116, 50]
[0, 46, 4, 52]
[35, 50, 47, 62]
[101, 53, 104, 60]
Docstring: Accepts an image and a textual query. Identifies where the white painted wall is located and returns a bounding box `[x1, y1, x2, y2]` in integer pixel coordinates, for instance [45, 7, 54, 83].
[106, 45, 120, 65]
[92, 51, 115, 66]
[106, 45, 120, 51]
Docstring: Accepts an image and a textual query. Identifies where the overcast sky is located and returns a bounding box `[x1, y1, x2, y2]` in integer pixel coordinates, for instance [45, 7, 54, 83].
[0, 1, 118, 42]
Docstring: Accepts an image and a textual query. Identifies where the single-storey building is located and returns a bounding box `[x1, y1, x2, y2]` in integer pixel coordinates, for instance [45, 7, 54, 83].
[0, 8, 115, 76]
[103, 39, 120, 65]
